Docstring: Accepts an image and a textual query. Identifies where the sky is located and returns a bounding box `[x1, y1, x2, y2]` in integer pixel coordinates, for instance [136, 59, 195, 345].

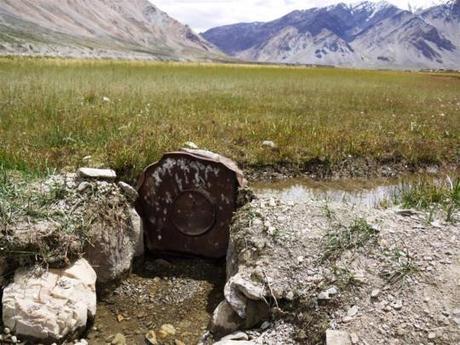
[152, 0, 442, 32]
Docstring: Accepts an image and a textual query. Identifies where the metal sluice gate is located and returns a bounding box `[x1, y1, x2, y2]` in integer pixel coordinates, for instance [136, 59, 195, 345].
[135, 149, 246, 259]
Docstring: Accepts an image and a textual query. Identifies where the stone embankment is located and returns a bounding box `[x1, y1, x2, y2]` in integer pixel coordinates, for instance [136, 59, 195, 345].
[1, 168, 143, 344]
[205, 192, 459, 345]
[1, 168, 459, 344]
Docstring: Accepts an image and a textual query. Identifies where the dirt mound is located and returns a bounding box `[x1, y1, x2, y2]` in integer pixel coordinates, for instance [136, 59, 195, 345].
[210, 192, 460, 344]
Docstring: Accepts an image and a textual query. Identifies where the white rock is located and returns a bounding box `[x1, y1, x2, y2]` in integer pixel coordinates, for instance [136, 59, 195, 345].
[326, 286, 339, 296]
[214, 340, 255, 345]
[220, 331, 249, 341]
[350, 333, 359, 344]
[262, 141, 277, 149]
[371, 289, 381, 298]
[318, 286, 338, 301]
[102, 96, 111, 102]
[318, 291, 331, 301]
[2, 259, 97, 343]
[77, 168, 116, 180]
[326, 330, 352, 345]
[391, 300, 403, 311]
[347, 306, 359, 317]
[184, 141, 199, 149]
[224, 273, 265, 318]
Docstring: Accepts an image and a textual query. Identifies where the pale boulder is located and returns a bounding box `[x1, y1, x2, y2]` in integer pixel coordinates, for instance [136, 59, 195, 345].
[77, 168, 116, 180]
[326, 330, 352, 345]
[84, 208, 143, 286]
[2, 259, 97, 343]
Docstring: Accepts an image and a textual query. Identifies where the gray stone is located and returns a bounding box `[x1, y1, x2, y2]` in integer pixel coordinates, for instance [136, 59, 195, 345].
[224, 273, 265, 319]
[211, 300, 243, 338]
[350, 333, 359, 344]
[371, 289, 381, 299]
[391, 300, 403, 311]
[84, 207, 143, 286]
[347, 305, 359, 317]
[77, 168, 116, 180]
[131, 208, 144, 258]
[118, 182, 138, 202]
[318, 291, 331, 300]
[2, 259, 97, 343]
[77, 182, 91, 193]
[319, 286, 339, 301]
[326, 330, 352, 345]
[326, 286, 339, 296]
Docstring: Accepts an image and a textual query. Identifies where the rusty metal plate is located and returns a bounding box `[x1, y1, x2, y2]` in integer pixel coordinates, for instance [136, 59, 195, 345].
[135, 149, 246, 258]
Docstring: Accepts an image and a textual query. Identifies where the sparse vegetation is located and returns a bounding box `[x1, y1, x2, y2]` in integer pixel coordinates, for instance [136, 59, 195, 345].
[381, 247, 420, 285]
[0, 58, 459, 181]
[397, 176, 460, 222]
[322, 218, 379, 261]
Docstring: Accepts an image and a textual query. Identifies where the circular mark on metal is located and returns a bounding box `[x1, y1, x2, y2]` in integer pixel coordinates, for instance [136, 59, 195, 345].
[171, 190, 216, 236]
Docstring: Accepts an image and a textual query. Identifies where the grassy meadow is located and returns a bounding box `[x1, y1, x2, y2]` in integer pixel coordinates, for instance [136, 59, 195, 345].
[0, 57, 459, 181]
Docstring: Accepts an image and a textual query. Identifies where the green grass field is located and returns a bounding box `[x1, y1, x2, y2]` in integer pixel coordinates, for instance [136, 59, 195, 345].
[0, 57, 458, 181]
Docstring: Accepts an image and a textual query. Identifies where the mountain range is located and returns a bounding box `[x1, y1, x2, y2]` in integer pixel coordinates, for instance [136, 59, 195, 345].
[203, 0, 460, 69]
[0, 0, 458, 69]
[0, 0, 222, 61]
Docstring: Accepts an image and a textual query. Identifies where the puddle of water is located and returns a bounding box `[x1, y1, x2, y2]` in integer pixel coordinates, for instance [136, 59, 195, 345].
[88, 257, 225, 345]
[252, 177, 407, 207]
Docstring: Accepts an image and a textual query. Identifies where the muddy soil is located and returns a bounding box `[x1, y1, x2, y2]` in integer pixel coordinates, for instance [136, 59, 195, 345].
[87, 256, 225, 345]
[243, 160, 459, 183]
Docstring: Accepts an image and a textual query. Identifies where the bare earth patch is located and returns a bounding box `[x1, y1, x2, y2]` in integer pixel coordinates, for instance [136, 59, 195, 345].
[217, 191, 460, 344]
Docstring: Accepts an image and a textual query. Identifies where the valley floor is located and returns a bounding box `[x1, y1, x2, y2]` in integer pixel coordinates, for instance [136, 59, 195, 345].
[0, 58, 458, 182]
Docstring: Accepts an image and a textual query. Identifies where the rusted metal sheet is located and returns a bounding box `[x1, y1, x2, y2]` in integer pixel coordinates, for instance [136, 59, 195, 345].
[136, 149, 246, 258]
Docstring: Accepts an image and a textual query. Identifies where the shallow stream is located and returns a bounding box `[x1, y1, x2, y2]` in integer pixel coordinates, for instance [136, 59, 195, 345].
[252, 176, 410, 207]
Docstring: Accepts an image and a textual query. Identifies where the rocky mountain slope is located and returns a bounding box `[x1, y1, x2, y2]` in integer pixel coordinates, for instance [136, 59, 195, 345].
[0, 0, 222, 60]
[203, 1, 460, 69]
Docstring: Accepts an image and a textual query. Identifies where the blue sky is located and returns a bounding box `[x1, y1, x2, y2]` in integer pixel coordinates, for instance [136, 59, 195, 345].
[153, 0, 442, 32]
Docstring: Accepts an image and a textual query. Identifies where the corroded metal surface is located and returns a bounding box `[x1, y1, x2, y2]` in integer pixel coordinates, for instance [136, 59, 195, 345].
[136, 149, 246, 258]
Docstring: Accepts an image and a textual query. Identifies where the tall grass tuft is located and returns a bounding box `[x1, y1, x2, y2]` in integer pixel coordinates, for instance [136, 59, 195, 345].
[399, 176, 460, 222]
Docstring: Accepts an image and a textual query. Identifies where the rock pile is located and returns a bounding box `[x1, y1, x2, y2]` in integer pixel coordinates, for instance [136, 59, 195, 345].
[2, 259, 96, 343]
[206, 192, 460, 344]
[1, 168, 143, 344]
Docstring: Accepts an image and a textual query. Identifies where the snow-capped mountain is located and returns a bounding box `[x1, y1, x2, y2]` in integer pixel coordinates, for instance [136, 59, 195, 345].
[0, 0, 222, 60]
[203, 1, 460, 69]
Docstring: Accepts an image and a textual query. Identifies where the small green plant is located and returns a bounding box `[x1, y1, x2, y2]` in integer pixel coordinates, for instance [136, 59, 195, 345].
[398, 176, 459, 222]
[381, 248, 419, 285]
[322, 218, 378, 261]
[322, 200, 335, 221]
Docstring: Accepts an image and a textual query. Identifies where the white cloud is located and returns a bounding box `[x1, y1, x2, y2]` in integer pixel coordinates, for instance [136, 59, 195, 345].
[151, 0, 442, 32]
